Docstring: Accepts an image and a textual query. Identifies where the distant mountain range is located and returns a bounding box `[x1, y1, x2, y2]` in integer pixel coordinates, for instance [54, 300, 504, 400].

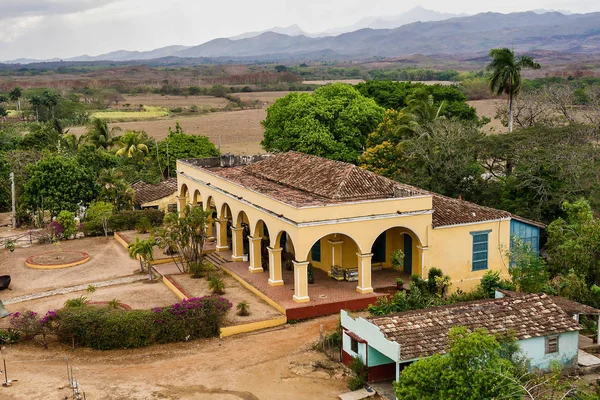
[3, 9, 599, 64]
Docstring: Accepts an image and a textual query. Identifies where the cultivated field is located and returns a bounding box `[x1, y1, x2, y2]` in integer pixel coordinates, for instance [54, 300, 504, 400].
[122, 94, 230, 109]
[235, 91, 294, 105]
[71, 109, 267, 155]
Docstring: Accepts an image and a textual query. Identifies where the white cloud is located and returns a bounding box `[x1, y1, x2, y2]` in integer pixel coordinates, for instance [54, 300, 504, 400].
[0, 0, 122, 20]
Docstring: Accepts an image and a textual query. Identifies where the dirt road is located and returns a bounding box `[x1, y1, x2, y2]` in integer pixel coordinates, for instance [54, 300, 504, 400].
[1, 315, 346, 400]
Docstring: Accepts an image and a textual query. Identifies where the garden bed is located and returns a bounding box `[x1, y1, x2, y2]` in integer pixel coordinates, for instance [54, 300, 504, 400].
[170, 272, 283, 326]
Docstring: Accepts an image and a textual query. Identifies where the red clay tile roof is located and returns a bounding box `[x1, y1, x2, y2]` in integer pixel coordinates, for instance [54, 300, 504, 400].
[184, 152, 543, 227]
[131, 178, 177, 205]
[431, 194, 512, 228]
[243, 152, 427, 202]
[368, 293, 581, 361]
[497, 289, 600, 316]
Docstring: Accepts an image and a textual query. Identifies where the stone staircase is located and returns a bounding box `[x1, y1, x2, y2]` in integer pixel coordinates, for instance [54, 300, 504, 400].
[205, 252, 228, 269]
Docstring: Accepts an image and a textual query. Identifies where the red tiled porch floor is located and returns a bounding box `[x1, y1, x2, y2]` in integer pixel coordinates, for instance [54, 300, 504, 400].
[215, 250, 409, 320]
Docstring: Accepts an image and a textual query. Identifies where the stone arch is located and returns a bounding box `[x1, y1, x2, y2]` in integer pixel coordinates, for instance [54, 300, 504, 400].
[179, 184, 189, 199]
[192, 189, 203, 206]
[368, 226, 423, 276]
[304, 233, 362, 276]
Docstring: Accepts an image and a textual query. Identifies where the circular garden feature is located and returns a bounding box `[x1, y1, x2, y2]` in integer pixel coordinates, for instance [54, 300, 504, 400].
[25, 250, 90, 269]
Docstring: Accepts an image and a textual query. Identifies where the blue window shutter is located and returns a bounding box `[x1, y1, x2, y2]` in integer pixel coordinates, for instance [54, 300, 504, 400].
[311, 240, 321, 262]
[471, 230, 490, 271]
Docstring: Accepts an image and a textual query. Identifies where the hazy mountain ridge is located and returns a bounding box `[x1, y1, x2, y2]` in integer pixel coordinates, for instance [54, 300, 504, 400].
[3, 10, 599, 64]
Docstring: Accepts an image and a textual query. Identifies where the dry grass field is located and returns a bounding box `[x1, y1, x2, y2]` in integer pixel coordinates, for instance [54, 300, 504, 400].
[122, 94, 229, 109]
[235, 91, 294, 105]
[468, 99, 506, 133]
[71, 109, 267, 155]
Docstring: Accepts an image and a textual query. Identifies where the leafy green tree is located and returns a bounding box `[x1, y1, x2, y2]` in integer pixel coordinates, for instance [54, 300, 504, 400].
[479, 125, 600, 223]
[115, 130, 150, 158]
[261, 83, 385, 163]
[154, 205, 211, 274]
[19, 122, 61, 151]
[9, 87, 22, 112]
[86, 201, 114, 237]
[395, 327, 521, 400]
[362, 119, 486, 199]
[0, 105, 7, 124]
[22, 155, 98, 216]
[355, 81, 478, 122]
[56, 210, 77, 239]
[487, 48, 541, 132]
[96, 168, 134, 212]
[546, 199, 600, 285]
[506, 238, 548, 293]
[127, 236, 156, 280]
[157, 123, 220, 177]
[82, 118, 121, 149]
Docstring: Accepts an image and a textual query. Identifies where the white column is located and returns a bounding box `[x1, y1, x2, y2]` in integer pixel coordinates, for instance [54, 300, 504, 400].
[293, 260, 310, 303]
[356, 253, 373, 294]
[268, 247, 284, 286]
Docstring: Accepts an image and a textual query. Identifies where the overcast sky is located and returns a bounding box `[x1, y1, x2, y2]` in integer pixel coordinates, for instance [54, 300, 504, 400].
[0, 0, 598, 61]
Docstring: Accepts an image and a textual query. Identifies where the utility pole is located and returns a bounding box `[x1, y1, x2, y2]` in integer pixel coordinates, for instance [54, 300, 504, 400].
[9, 172, 16, 228]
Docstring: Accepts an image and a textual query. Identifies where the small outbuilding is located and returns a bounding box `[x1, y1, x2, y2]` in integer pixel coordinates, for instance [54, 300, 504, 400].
[341, 293, 583, 383]
[131, 178, 178, 213]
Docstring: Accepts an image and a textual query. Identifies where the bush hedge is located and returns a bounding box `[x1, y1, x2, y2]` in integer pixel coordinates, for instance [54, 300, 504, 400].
[81, 209, 164, 236]
[54, 296, 231, 349]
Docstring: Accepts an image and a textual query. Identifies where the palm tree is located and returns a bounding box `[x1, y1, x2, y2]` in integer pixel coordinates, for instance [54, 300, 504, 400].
[59, 133, 83, 153]
[28, 95, 42, 121]
[9, 87, 22, 113]
[41, 91, 59, 119]
[82, 118, 121, 149]
[127, 237, 156, 280]
[487, 48, 541, 132]
[97, 168, 134, 212]
[115, 130, 149, 158]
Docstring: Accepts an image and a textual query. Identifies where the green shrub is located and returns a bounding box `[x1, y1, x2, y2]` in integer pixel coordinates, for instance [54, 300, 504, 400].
[109, 209, 164, 232]
[189, 260, 213, 279]
[209, 276, 225, 295]
[64, 295, 90, 308]
[348, 357, 368, 390]
[107, 299, 122, 309]
[480, 271, 515, 298]
[0, 328, 20, 344]
[236, 301, 250, 316]
[57, 210, 76, 239]
[136, 217, 152, 233]
[55, 296, 232, 349]
[80, 218, 105, 236]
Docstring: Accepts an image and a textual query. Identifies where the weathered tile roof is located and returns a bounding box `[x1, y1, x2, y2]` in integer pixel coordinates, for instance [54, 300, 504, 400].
[131, 178, 177, 205]
[497, 289, 600, 316]
[368, 293, 581, 361]
[244, 152, 427, 202]
[190, 152, 543, 227]
[431, 194, 512, 228]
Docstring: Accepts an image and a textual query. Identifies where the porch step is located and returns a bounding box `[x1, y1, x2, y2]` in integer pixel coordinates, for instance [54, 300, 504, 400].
[205, 252, 228, 269]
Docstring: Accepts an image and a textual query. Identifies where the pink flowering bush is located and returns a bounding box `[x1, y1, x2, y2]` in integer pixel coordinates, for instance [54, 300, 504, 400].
[55, 296, 231, 350]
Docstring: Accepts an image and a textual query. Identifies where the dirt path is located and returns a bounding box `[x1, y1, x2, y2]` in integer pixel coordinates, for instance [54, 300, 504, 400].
[1, 315, 345, 400]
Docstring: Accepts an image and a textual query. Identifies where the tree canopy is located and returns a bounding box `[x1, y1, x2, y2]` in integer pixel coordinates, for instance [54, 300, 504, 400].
[395, 327, 521, 400]
[22, 155, 98, 216]
[261, 83, 385, 163]
[157, 123, 220, 177]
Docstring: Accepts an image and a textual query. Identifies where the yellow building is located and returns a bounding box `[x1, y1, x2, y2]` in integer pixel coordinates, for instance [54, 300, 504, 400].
[132, 178, 178, 213]
[176, 152, 543, 304]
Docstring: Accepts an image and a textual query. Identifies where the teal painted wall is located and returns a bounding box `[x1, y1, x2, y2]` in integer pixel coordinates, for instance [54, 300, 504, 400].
[519, 331, 579, 370]
[368, 345, 394, 366]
